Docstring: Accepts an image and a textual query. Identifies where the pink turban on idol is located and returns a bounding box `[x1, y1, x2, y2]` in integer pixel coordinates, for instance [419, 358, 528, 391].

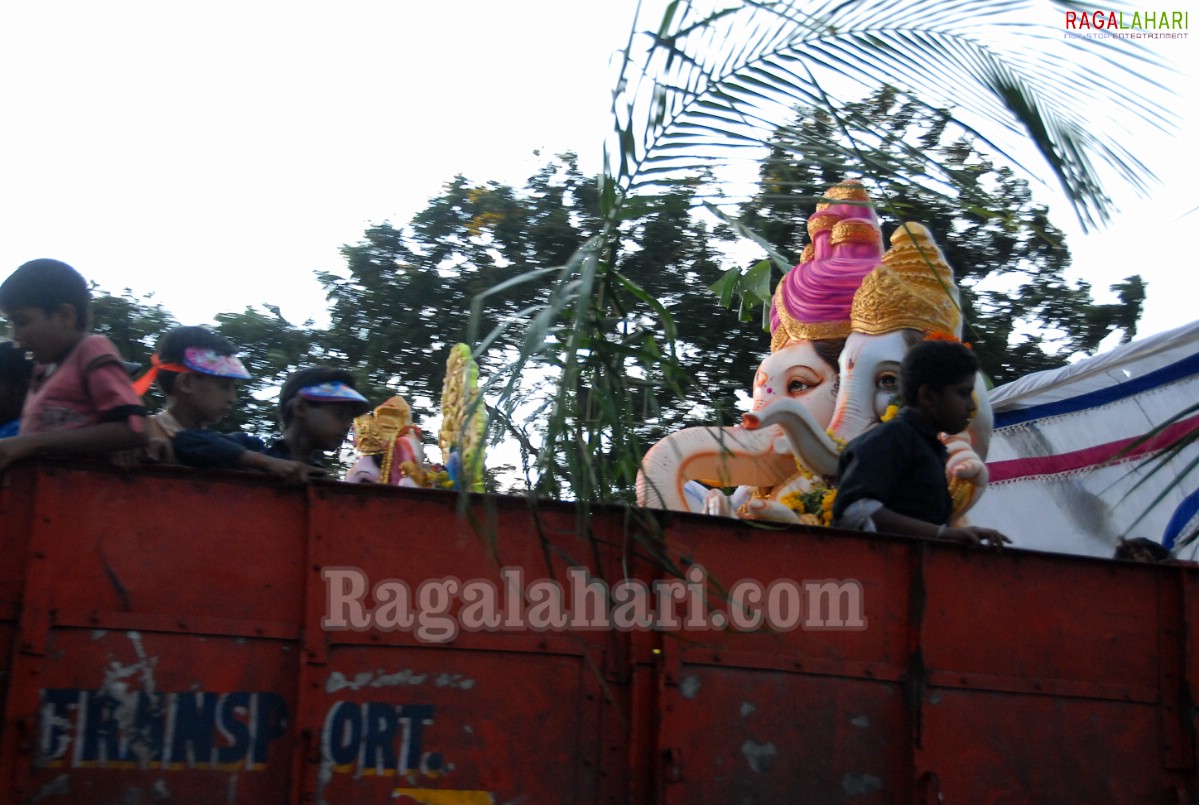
[769, 180, 885, 352]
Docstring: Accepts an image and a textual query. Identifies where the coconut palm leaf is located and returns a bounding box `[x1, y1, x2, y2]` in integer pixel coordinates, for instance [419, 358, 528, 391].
[1105, 401, 1199, 535]
[468, 0, 1171, 511]
[613, 0, 1170, 231]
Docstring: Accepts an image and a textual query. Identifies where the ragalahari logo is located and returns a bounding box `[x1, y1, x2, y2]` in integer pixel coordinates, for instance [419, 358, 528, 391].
[1064, 9, 1189, 37]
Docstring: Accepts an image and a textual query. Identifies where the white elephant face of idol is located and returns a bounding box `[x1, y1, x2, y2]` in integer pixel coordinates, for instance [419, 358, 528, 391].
[751, 339, 840, 428]
[345, 455, 381, 484]
[836, 330, 909, 427]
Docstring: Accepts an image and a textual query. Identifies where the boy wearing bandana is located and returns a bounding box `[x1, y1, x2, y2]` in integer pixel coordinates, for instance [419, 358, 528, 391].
[136, 328, 369, 481]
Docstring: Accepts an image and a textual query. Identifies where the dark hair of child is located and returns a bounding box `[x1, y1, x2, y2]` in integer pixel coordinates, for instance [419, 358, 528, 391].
[1113, 537, 1171, 563]
[899, 339, 980, 407]
[154, 326, 239, 395]
[0, 342, 33, 383]
[278, 366, 359, 426]
[0, 259, 91, 331]
[0, 342, 33, 422]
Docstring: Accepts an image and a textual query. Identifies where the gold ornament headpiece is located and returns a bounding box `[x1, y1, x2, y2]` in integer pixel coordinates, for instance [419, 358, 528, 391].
[806, 212, 840, 239]
[353, 396, 413, 456]
[815, 181, 871, 212]
[770, 296, 853, 351]
[439, 344, 487, 493]
[850, 223, 961, 337]
[830, 219, 880, 248]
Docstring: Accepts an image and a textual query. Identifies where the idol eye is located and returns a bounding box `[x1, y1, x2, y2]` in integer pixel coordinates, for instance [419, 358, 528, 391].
[787, 379, 812, 395]
[877, 372, 899, 392]
[787, 369, 822, 395]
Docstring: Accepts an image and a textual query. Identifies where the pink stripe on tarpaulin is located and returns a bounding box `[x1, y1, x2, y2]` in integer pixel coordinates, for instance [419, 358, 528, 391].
[987, 414, 1199, 483]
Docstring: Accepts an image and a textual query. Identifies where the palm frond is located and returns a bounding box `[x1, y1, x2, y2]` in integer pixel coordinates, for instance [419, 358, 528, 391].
[1106, 402, 1199, 533]
[611, 0, 1172, 230]
[468, 0, 1173, 514]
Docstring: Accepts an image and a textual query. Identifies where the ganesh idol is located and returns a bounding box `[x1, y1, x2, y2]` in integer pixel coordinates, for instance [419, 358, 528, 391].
[636, 180, 884, 518]
[637, 184, 994, 525]
[826, 222, 993, 519]
[738, 221, 994, 523]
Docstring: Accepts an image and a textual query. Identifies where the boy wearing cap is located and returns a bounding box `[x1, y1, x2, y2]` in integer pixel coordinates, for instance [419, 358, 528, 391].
[169, 364, 370, 481]
[132, 325, 255, 466]
[268, 367, 372, 464]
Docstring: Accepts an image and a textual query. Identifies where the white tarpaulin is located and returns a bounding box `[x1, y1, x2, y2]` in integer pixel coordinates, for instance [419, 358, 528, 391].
[970, 320, 1199, 558]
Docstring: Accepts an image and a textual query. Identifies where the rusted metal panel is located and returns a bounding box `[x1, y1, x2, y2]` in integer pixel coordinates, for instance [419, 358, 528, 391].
[37, 467, 309, 625]
[3, 465, 306, 804]
[297, 483, 619, 804]
[304, 647, 598, 803]
[0, 464, 34, 608]
[649, 520, 912, 679]
[662, 666, 908, 804]
[921, 549, 1159, 694]
[1, 461, 1197, 803]
[28, 629, 297, 803]
[919, 688, 1177, 804]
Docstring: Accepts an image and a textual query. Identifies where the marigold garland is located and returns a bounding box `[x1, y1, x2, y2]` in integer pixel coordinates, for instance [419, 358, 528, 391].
[923, 330, 971, 348]
[780, 484, 837, 526]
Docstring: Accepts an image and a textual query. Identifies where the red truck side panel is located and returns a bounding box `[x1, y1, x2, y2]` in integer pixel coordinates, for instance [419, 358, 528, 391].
[0, 462, 1194, 803]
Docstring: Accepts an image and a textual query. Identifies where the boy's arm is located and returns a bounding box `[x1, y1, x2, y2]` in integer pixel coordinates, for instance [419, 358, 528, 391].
[870, 507, 1010, 547]
[0, 420, 149, 472]
[173, 430, 325, 483]
[237, 450, 326, 483]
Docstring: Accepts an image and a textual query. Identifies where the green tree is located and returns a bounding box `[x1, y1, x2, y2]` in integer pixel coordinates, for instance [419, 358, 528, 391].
[212, 306, 316, 436]
[90, 288, 176, 369]
[737, 87, 1146, 384]
[90, 288, 177, 414]
[476, 0, 1168, 505]
[314, 156, 772, 496]
[316, 156, 600, 430]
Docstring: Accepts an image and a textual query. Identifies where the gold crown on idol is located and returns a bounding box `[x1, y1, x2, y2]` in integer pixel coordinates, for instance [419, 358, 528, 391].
[851, 223, 961, 337]
[814, 181, 871, 212]
[770, 297, 853, 351]
[353, 396, 414, 456]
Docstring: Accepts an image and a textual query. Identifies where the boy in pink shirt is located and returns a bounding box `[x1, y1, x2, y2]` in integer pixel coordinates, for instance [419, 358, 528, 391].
[0, 259, 147, 471]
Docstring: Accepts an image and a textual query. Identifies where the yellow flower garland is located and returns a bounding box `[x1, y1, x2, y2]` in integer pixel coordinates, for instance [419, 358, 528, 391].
[779, 484, 837, 526]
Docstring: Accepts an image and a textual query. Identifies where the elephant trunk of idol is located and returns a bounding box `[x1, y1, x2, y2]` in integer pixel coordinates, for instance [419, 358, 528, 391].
[637, 425, 796, 512]
[740, 397, 842, 477]
[826, 368, 882, 446]
[636, 399, 843, 513]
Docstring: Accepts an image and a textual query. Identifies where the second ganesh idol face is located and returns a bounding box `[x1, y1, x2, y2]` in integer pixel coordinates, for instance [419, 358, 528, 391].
[750, 338, 840, 428]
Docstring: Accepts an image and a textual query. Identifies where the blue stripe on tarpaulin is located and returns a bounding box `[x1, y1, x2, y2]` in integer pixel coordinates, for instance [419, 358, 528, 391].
[1163, 488, 1199, 551]
[993, 351, 1199, 429]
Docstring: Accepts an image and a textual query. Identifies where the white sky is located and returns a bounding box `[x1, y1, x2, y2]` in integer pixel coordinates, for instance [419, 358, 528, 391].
[0, 1, 1195, 350]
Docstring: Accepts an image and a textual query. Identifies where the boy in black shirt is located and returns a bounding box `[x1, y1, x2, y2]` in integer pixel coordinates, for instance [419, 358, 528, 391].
[832, 340, 1010, 548]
